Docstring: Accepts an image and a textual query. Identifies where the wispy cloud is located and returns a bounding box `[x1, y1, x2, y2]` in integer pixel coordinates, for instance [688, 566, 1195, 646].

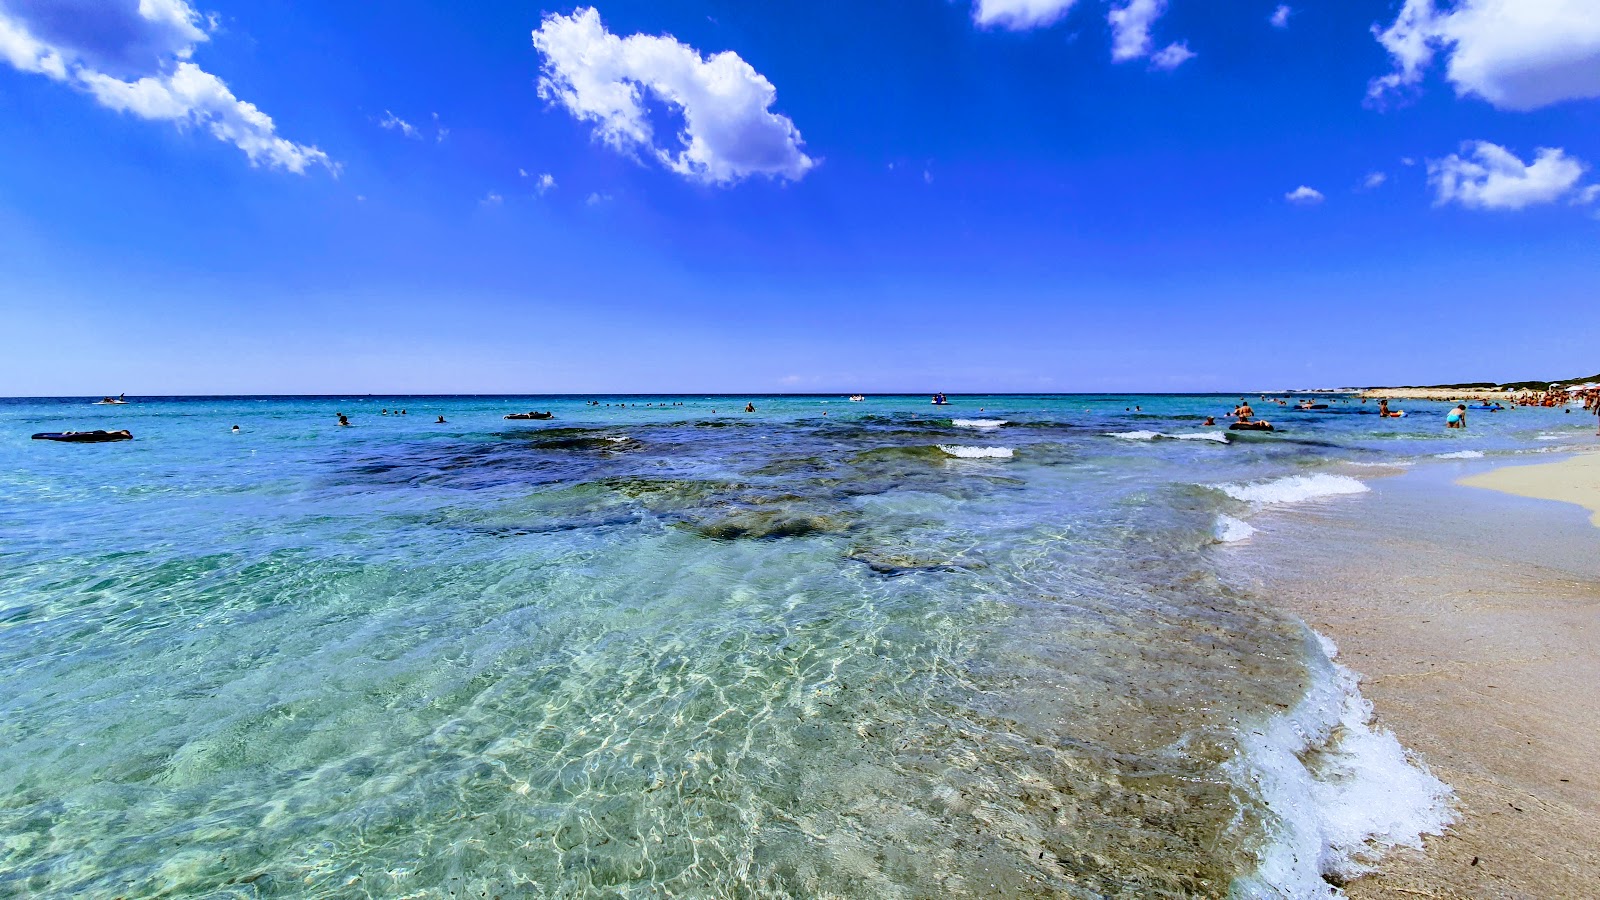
[1286, 185, 1325, 205]
[1269, 5, 1291, 28]
[379, 110, 420, 138]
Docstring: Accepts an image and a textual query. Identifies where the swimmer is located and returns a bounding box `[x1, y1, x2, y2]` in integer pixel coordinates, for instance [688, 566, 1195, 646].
[1446, 404, 1466, 429]
[1203, 416, 1215, 426]
[231, 425, 240, 433]
[745, 403, 756, 413]
[1378, 398, 1390, 417]
[436, 415, 446, 424]
[337, 413, 350, 427]
[1232, 399, 1255, 423]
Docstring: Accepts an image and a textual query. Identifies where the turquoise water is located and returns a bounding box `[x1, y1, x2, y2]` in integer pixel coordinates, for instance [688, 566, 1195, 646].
[0, 394, 1589, 898]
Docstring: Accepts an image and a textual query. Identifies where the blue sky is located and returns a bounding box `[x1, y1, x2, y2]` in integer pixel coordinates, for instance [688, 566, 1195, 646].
[2, 0, 1597, 395]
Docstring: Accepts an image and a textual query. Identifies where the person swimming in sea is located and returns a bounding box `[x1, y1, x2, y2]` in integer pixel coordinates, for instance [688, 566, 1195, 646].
[337, 413, 350, 427]
[1203, 416, 1215, 426]
[1446, 404, 1466, 429]
[436, 415, 446, 423]
[745, 402, 756, 413]
[1232, 400, 1255, 422]
[231, 425, 240, 433]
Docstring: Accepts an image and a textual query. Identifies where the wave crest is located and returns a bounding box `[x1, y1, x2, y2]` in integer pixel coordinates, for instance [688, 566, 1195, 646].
[1213, 474, 1369, 505]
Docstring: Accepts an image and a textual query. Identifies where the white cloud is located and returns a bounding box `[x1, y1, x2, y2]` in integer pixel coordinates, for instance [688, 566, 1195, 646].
[536, 172, 556, 194]
[1108, 0, 1164, 61]
[1369, 0, 1600, 111]
[972, 0, 1077, 30]
[1574, 184, 1600, 206]
[1107, 0, 1191, 68]
[379, 110, 419, 138]
[531, 7, 814, 185]
[0, 0, 331, 172]
[481, 192, 503, 206]
[518, 167, 528, 177]
[432, 111, 447, 143]
[1363, 171, 1388, 188]
[585, 191, 612, 206]
[1286, 185, 1325, 204]
[1428, 141, 1588, 210]
[1150, 41, 1195, 69]
[1270, 5, 1291, 28]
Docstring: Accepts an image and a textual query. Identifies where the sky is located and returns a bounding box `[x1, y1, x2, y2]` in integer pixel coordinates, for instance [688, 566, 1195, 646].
[1, 0, 1598, 395]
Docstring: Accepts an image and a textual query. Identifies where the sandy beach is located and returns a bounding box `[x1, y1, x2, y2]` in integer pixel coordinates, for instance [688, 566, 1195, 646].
[1461, 451, 1600, 526]
[1233, 457, 1600, 898]
[1357, 388, 1516, 402]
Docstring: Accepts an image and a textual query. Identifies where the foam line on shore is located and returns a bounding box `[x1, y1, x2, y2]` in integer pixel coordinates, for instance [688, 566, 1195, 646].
[1232, 632, 1454, 898]
[1109, 430, 1230, 444]
[1213, 474, 1369, 505]
[1214, 515, 1256, 543]
[938, 445, 1014, 459]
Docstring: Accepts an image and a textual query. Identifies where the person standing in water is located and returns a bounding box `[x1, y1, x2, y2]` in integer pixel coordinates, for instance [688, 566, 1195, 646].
[1232, 399, 1255, 422]
[1446, 404, 1467, 429]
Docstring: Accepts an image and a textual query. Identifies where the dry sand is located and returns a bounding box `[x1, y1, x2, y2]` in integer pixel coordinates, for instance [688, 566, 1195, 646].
[1228, 460, 1600, 899]
[1357, 388, 1516, 402]
[1461, 451, 1600, 526]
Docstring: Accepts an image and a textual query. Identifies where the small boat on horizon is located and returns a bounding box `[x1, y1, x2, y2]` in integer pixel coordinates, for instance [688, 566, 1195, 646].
[930, 392, 949, 406]
[849, 395, 866, 402]
[93, 394, 127, 405]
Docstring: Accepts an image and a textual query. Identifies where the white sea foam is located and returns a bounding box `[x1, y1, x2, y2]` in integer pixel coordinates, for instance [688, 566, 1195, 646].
[1233, 632, 1454, 898]
[1214, 515, 1256, 543]
[1535, 433, 1568, 441]
[953, 419, 1007, 429]
[1213, 474, 1369, 505]
[1347, 460, 1413, 468]
[1109, 430, 1230, 444]
[938, 445, 1014, 459]
[1434, 450, 1484, 459]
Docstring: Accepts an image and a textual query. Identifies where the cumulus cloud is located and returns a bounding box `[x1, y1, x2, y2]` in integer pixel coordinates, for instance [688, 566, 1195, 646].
[536, 172, 556, 194]
[531, 7, 813, 185]
[1369, 0, 1600, 111]
[1107, 0, 1192, 68]
[1363, 171, 1388, 189]
[1270, 5, 1291, 28]
[0, 0, 331, 172]
[1428, 141, 1589, 210]
[973, 0, 1077, 30]
[1286, 185, 1325, 204]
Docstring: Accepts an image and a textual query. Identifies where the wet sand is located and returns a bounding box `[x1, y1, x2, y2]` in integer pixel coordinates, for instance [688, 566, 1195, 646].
[1227, 461, 1600, 899]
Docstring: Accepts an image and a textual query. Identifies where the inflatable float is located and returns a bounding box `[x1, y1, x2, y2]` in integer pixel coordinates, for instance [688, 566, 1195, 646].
[32, 430, 132, 442]
[1228, 421, 1275, 432]
[504, 412, 554, 420]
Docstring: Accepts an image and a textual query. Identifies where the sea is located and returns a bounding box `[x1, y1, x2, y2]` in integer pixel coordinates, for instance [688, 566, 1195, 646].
[1, 393, 1592, 899]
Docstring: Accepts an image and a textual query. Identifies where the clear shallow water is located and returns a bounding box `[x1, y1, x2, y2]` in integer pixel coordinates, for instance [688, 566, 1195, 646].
[0, 394, 1585, 898]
